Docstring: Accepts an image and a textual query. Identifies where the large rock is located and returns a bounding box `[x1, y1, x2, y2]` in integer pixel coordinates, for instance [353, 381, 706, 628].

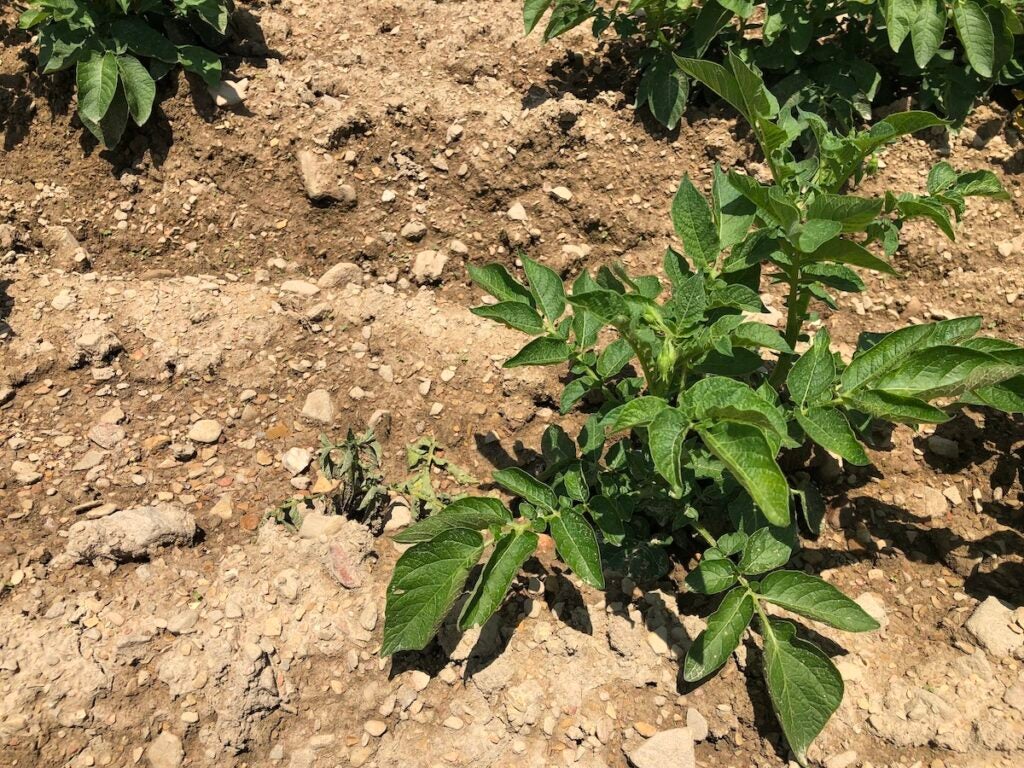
[52, 504, 197, 568]
[966, 596, 1024, 659]
[626, 728, 695, 768]
[297, 150, 356, 206]
[145, 731, 183, 768]
[301, 389, 335, 424]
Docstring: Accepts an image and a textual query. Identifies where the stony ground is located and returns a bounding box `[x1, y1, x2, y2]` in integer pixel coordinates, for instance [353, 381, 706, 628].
[3, 2, 1024, 768]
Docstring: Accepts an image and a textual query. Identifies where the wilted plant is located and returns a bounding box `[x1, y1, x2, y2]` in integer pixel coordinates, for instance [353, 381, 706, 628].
[382, 57, 1022, 763]
[18, 0, 230, 147]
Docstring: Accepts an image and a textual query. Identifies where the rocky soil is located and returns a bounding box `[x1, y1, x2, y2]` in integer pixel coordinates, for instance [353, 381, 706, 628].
[3, 2, 1024, 768]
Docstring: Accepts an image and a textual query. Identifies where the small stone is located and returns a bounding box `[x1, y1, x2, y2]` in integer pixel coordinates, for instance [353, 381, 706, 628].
[298, 512, 347, 540]
[11, 460, 41, 486]
[446, 124, 464, 143]
[301, 389, 335, 424]
[280, 280, 320, 297]
[297, 150, 351, 204]
[381, 190, 397, 203]
[685, 709, 708, 742]
[507, 202, 528, 221]
[145, 731, 184, 768]
[209, 78, 248, 107]
[73, 450, 106, 471]
[412, 250, 448, 284]
[854, 592, 888, 630]
[364, 720, 387, 737]
[209, 494, 233, 521]
[88, 423, 125, 449]
[927, 435, 959, 459]
[922, 487, 948, 519]
[401, 221, 428, 241]
[626, 728, 695, 768]
[443, 716, 465, 730]
[825, 750, 859, 768]
[634, 721, 658, 738]
[282, 447, 312, 476]
[550, 186, 572, 202]
[51, 290, 75, 310]
[318, 262, 362, 288]
[166, 609, 199, 635]
[943, 485, 964, 507]
[384, 504, 412, 533]
[187, 419, 222, 444]
[409, 670, 430, 691]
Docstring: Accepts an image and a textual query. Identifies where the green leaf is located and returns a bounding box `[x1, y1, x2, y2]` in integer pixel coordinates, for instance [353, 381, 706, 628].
[671, 175, 720, 271]
[504, 337, 572, 368]
[568, 290, 631, 325]
[597, 338, 634, 378]
[648, 406, 691, 493]
[549, 509, 605, 589]
[382, 529, 485, 656]
[109, 17, 178, 64]
[671, 273, 709, 328]
[115, 54, 155, 126]
[952, 0, 996, 78]
[523, 0, 553, 34]
[698, 422, 790, 526]
[589, 495, 626, 546]
[177, 44, 221, 87]
[788, 329, 836, 407]
[393, 497, 511, 544]
[643, 56, 688, 129]
[686, 557, 738, 594]
[760, 570, 881, 632]
[911, 0, 947, 68]
[795, 407, 871, 466]
[471, 302, 545, 335]
[522, 256, 566, 322]
[77, 51, 119, 124]
[845, 389, 951, 424]
[459, 530, 539, 629]
[762, 619, 844, 766]
[872, 345, 1024, 400]
[732, 322, 793, 354]
[794, 219, 843, 254]
[712, 164, 756, 249]
[609, 396, 668, 431]
[78, 82, 130, 149]
[806, 193, 884, 233]
[492, 468, 558, 511]
[674, 57, 748, 123]
[808, 238, 899, 276]
[683, 588, 754, 681]
[469, 264, 534, 305]
[683, 376, 789, 443]
[737, 527, 793, 575]
[841, 317, 981, 393]
[885, 0, 917, 52]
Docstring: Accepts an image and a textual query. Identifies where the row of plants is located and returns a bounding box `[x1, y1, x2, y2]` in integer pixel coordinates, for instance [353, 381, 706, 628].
[382, 56, 1023, 765]
[525, 0, 1024, 128]
[18, 0, 229, 147]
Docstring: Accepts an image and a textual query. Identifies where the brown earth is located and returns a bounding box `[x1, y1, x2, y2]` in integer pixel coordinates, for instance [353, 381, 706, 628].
[3, 2, 1024, 768]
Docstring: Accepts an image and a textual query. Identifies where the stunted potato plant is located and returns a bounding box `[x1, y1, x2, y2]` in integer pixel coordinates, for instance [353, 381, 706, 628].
[525, 1, 1024, 127]
[383, 57, 1023, 763]
[18, 0, 230, 147]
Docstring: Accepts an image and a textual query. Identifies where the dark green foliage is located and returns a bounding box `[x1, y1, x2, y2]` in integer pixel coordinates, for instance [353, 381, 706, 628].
[19, 0, 231, 147]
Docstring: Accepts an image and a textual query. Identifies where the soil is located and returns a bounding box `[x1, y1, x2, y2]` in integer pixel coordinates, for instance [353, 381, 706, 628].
[3, 2, 1024, 768]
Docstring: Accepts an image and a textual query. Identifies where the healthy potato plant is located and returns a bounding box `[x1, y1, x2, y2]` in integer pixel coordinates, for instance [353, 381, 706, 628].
[18, 0, 230, 147]
[383, 57, 1023, 763]
[524, 0, 1024, 127]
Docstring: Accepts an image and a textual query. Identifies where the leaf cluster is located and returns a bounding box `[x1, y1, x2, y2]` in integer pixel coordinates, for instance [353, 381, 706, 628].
[525, 0, 1024, 127]
[19, 0, 230, 147]
[383, 59, 1021, 765]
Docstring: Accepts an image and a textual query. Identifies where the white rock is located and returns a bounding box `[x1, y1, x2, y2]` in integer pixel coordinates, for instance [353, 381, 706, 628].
[626, 728, 695, 768]
[550, 186, 573, 202]
[685, 709, 708, 742]
[53, 504, 196, 569]
[507, 202, 528, 221]
[280, 280, 320, 297]
[282, 447, 312, 476]
[298, 513, 348, 540]
[966, 596, 1024, 659]
[187, 419, 222, 444]
[146, 731, 184, 768]
[301, 389, 335, 424]
[855, 592, 888, 630]
[209, 78, 248, 107]
[412, 250, 448, 284]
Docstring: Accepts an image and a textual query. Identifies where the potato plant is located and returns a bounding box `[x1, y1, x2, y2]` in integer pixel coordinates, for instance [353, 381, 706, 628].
[524, 0, 1024, 127]
[18, 0, 230, 147]
[382, 57, 1023, 763]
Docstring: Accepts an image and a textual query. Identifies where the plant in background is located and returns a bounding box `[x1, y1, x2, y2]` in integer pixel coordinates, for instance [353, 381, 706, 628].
[18, 0, 230, 147]
[382, 57, 1023, 763]
[393, 437, 478, 517]
[524, 1, 1024, 128]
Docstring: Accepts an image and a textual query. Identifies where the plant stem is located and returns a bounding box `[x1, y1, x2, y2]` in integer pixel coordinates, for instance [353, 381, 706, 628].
[768, 264, 808, 390]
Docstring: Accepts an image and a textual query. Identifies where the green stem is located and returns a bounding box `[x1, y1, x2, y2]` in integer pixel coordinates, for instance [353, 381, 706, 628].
[768, 263, 809, 390]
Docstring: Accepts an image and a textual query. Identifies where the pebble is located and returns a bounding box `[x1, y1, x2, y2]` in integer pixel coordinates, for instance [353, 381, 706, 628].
[301, 389, 335, 424]
[626, 728, 695, 768]
[145, 731, 184, 768]
[412, 250, 448, 284]
[282, 447, 312, 476]
[966, 596, 1024, 659]
[825, 750, 859, 768]
[685, 709, 708, 742]
[280, 280, 320, 297]
[550, 186, 573, 202]
[507, 202, 528, 221]
[209, 78, 248, 107]
[401, 221, 428, 241]
[443, 716, 465, 730]
[187, 419, 222, 444]
[364, 719, 387, 737]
